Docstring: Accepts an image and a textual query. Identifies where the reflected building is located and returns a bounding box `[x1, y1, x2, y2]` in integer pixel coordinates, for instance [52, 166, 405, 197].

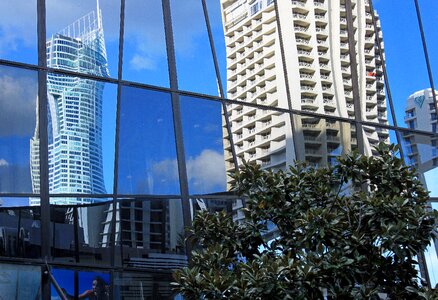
[220, 0, 389, 174]
[404, 88, 438, 171]
[30, 3, 108, 205]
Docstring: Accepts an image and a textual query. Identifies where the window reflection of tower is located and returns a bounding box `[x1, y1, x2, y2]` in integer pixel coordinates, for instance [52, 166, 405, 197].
[30, 2, 109, 206]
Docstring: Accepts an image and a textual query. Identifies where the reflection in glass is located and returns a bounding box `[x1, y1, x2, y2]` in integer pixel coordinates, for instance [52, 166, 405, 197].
[50, 200, 112, 265]
[0, 263, 41, 299]
[46, 0, 120, 77]
[190, 196, 235, 221]
[229, 108, 292, 172]
[170, 0, 217, 95]
[32, 75, 116, 203]
[0, 0, 37, 64]
[373, 0, 430, 129]
[114, 271, 174, 299]
[52, 268, 110, 300]
[118, 87, 179, 195]
[0, 66, 38, 195]
[123, 0, 169, 87]
[114, 198, 186, 266]
[181, 97, 228, 194]
[400, 130, 438, 197]
[404, 88, 437, 134]
[0, 206, 41, 259]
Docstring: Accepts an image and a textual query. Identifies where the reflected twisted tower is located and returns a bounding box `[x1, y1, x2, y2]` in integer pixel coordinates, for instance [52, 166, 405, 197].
[30, 2, 109, 205]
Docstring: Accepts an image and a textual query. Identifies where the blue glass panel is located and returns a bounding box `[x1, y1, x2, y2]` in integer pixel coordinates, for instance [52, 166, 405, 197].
[0, 66, 38, 195]
[0, 0, 37, 64]
[118, 87, 180, 195]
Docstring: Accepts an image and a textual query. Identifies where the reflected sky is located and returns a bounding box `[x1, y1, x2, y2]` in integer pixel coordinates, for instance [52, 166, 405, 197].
[118, 87, 180, 195]
[180, 96, 227, 194]
[0, 66, 37, 195]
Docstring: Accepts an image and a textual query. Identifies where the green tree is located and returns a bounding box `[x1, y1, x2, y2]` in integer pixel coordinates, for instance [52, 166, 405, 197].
[173, 144, 438, 299]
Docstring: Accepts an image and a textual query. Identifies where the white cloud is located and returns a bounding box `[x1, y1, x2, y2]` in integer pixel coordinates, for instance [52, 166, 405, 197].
[129, 54, 156, 71]
[152, 158, 179, 183]
[186, 149, 227, 192]
[151, 149, 226, 193]
[0, 73, 37, 136]
[0, 0, 223, 61]
[0, 159, 9, 166]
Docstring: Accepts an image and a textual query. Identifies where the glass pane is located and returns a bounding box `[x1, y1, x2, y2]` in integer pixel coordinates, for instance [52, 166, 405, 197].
[299, 116, 357, 167]
[52, 268, 110, 299]
[403, 89, 437, 133]
[373, 1, 431, 130]
[122, 0, 169, 87]
[170, 0, 217, 95]
[424, 241, 438, 288]
[50, 199, 112, 265]
[46, 0, 120, 78]
[222, 1, 280, 108]
[0, 66, 38, 194]
[0, 263, 41, 299]
[360, 124, 393, 157]
[189, 196, 236, 221]
[0, 206, 42, 259]
[114, 271, 174, 299]
[0, 0, 37, 64]
[45, 74, 116, 198]
[231, 107, 293, 171]
[420, 0, 438, 95]
[400, 129, 438, 197]
[115, 198, 186, 265]
[180, 97, 228, 194]
[118, 87, 179, 195]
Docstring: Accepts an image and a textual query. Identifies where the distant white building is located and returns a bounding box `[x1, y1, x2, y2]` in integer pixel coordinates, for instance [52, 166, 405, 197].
[404, 88, 438, 170]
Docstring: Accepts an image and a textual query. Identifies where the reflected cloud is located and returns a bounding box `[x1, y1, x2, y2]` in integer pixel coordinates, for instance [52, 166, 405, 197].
[0, 159, 8, 166]
[0, 0, 36, 54]
[129, 54, 156, 71]
[151, 149, 227, 193]
[186, 149, 227, 192]
[0, 74, 37, 136]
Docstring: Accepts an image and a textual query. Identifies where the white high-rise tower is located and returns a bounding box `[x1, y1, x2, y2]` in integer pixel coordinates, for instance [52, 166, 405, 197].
[221, 0, 389, 174]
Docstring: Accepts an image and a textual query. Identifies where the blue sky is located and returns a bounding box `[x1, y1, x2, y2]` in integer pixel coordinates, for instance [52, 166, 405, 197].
[1, 0, 438, 204]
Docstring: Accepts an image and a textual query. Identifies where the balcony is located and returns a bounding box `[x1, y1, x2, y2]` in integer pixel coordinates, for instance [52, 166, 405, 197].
[296, 38, 310, 45]
[301, 97, 316, 104]
[298, 50, 312, 56]
[301, 85, 315, 91]
[299, 61, 313, 68]
[300, 73, 314, 79]
[293, 13, 308, 20]
[291, 0, 306, 7]
[295, 26, 309, 33]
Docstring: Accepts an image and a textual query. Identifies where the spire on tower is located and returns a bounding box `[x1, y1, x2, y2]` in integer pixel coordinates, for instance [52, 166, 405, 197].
[96, 0, 102, 29]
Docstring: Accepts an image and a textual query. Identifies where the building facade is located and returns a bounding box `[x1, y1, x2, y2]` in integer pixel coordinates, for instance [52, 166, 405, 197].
[30, 7, 108, 205]
[221, 0, 389, 173]
[404, 88, 438, 171]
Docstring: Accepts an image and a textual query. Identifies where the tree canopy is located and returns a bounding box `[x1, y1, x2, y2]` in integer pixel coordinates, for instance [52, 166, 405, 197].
[173, 144, 438, 299]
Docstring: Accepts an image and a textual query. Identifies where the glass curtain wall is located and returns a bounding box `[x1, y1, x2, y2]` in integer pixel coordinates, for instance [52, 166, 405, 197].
[0, 0, 437, 298]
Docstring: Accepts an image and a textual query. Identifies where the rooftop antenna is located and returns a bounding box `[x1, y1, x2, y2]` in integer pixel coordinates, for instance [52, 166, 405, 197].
[96, 0, 102, 29]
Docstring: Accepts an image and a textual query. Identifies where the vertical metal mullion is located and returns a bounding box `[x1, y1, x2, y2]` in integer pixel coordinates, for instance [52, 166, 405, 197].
[200, 0, 239, 172]
[345, 0, 365, 155]
[414, 0, 438, 120]
[161, 0, 192, 252]
[111, 0, 126, 269]
[37, 0, 50, 298]
[369, 0, 405, 160]
[413, 1, 437, 287]
[274, 0, 300, 161]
